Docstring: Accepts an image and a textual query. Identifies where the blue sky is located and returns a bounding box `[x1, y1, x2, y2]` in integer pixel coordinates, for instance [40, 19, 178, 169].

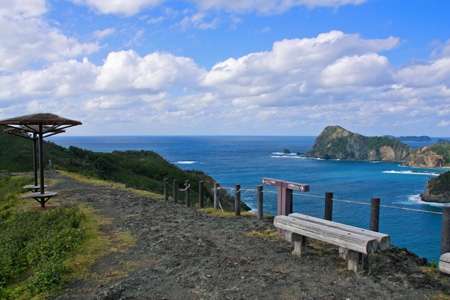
[0, 0, 449, 136]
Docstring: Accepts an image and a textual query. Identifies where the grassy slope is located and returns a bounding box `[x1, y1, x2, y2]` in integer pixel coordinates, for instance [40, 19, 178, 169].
[0, 128, 247, 211]
[0, 175, 135, 299]
[429, 142, 450, 165]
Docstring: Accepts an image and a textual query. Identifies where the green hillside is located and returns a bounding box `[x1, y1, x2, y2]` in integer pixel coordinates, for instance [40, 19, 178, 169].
[0, 127, 246, 211]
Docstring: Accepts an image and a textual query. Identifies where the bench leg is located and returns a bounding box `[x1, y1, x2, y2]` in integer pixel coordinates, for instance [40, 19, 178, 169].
[291, 233, 306, 257]
[346, 251, 368, 272]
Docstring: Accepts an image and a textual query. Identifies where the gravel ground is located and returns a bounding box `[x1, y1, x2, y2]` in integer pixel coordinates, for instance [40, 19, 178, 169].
[50, 172, 450, 300]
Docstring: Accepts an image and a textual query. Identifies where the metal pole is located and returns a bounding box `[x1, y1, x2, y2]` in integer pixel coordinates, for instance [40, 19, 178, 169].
[257, 185, 263, 220]
[198, 181, 204, 208]
[32, 133, 38, 187]
[235, 184, 241, 216]
[213, 183, 219, 209]
[185, 180, 190, 207]
[163, 178, 168, 201]
[442, 207, 450, 254]
[172, 179, 178, 203]
[39, 125, 44, 195]
[324, 192, 333, 221]
[370, 198, 380, 232]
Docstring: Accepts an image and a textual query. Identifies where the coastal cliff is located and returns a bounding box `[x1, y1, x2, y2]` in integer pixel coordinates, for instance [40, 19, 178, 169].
[309, 126, 410, 161]
[405, 142, 450, 168]
[421, 171, 450, 203]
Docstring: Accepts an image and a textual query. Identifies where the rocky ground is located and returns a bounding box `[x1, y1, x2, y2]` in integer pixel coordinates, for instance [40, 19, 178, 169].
[50, 172, 450, 300]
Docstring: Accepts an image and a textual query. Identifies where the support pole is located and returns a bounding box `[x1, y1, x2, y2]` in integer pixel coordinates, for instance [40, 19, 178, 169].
[324, 192, 333, 221]
[370, 197, 380, 232]
[235, 184, 241, 216]
[442, 207, 450, 255]
[172, 179, 178, 203]
[185, 180, 190, 207]
[198, 181, 204, 208]
[213, 183, 219, 209]
[163, 178, 168, 201]
[38, 125, 44, 196]
[32, 133, 38, 186]
[256, 185, 263, 220]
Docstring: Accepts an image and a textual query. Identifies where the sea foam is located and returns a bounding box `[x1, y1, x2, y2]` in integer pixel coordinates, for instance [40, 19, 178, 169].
[406, 194, 450, 207]
[382, 170, 439, 176]
[176, 161, 197, 165]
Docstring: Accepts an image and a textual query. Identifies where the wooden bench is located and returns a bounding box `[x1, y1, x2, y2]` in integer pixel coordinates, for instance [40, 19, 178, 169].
[440, 253, 450, 275]
[23, 184, 47, 192]
[274, 213, 390, 272]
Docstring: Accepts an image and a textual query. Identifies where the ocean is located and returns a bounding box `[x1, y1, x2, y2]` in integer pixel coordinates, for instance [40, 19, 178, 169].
[51, 135, 449, 261]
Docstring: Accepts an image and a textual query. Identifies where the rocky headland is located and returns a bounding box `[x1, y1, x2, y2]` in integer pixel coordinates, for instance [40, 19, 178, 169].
[309, 125, 450, 168]
[421, 171, 450, 203]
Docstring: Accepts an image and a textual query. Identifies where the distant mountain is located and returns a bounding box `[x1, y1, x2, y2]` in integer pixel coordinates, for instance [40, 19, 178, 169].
[397, 136, 432, 142]
[309, 126, 410, 161]
[421, 171, 450, 203]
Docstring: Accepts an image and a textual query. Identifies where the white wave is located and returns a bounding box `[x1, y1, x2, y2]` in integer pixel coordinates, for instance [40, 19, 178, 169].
[406, 194, 450, 207]
[271, 155, 305, 159]
[382, 170, 439, 176]
[176, 160, 197, 165]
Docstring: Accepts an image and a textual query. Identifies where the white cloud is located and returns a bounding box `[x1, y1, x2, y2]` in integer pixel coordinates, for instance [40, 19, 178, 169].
[191, 0, 365, 13]
[0, 0, 98, 71]
[73, 0, 365, 15]
[0, 0, 47, 17]
[73, 0, 163, 16]
[95, 50, 205, 92]
[1, 30, 449, 135]
[179, 12, 219, 30]
[93, 28, 116, 39]
[321, 54, 391, 87]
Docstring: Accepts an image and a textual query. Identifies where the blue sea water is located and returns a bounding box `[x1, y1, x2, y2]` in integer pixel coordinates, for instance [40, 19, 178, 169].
[51, 136, 449, 261]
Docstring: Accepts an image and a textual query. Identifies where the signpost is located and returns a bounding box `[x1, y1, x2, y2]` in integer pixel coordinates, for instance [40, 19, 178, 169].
[262, 178, 310, 216]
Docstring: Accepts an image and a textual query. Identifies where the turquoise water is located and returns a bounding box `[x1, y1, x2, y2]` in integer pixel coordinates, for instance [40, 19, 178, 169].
[51, 136, 449, 261]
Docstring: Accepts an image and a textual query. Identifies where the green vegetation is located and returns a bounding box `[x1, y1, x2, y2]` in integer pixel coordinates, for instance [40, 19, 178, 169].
[429, 142, 450, 165]
[428, 172, 450, 194]
[0, 127, 248, 211]
[0, 176, 135, 299]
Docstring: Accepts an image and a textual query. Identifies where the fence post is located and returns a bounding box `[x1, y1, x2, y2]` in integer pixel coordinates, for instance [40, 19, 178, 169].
[172, 179, 178, 203]
[235, 184, 241, 216]
[324, 192, 333, 221]
[184, 180, 190, 207]
[442, 207, 450, 254]
[163, 178, 168, 201]
[198, 181, 204, 208]
[213, 183, 219, 209]
[257, 185, 263, 220]
[370, 197, 380, 232]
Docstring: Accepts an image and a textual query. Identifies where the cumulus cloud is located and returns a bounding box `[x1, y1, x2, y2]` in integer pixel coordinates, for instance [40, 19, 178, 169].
[95, 50, 205, 92]
[1, 30, 449, 135]
[0, 0, 98, 71]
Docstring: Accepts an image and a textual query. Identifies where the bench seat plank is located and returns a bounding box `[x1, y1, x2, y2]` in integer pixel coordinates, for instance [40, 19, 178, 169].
[289, 213, 390, 250]
[274, 216, 378, 255]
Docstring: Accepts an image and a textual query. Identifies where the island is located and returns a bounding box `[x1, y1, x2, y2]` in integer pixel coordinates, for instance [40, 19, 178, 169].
[309, 125, 450, 168]
[309, 125, 410, 161]
[421, 171, 450, 203]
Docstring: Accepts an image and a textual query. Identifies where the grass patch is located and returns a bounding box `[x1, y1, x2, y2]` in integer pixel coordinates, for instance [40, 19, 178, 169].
[244, 229, 279, 240]
[0, 175, 135, 299]
[59, 170, 163, 200]
[199, 207, 254, 218]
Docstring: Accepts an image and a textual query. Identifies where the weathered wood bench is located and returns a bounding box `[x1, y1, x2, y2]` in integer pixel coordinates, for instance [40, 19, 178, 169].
[440, 253, 450, 275]
[274, 213, 391, 272]
[23, 184, 47, 192]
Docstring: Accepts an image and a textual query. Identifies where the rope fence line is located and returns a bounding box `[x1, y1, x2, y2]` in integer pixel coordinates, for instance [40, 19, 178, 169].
[215, 185, 444, 216]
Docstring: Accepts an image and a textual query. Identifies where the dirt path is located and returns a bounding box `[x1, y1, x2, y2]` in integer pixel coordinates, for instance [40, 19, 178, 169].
[51, 173, 449, 300]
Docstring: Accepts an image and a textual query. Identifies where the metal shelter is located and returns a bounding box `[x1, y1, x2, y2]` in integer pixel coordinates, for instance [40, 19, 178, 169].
[0, 113, 81, 207]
